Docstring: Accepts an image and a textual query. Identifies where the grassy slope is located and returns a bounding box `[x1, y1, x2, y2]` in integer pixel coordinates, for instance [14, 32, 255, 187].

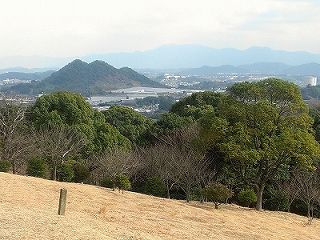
[0, 172, 319, 240]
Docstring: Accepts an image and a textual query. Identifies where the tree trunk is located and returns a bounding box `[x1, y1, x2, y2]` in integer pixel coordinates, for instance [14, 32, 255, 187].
[12, 161, 16, 174]
[186, 188, 191, 202]
[255, 185, 265, 211]
[53, 165, 57, 181]
[307, 203, 312, 224]
[287, 200, 294, 213]
[166, 180, 171, 199]
[186, 193, 190, 202]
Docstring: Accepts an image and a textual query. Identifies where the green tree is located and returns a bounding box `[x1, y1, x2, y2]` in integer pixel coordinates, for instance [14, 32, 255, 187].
[29, 92, 131, 154]
[144, 176, 166, 197]
[27, 157, 48, 178]
[204, 79, 320, 211]
[57, 160, 75, 182]
[101, 176, 115, 189]
[156, 113, 193, 133]
[102, 106, 153, 144]
[115, 175, 132, 192]
[171, 92, 224, 119]
[237, 188, 257, 207]
[73, 161, 90, 183]
[202, 183, 233, 209]
[30, 91, 94, 128]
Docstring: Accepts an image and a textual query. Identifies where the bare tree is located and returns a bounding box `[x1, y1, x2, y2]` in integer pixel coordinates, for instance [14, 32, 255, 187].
[90, 148, 142, 185]
[293, 169, 320, 224]
[2, 131, 37, 174]
[143, 144, 179, 199]
[0, 99, 29, 173]
[280, 178, 300, 213]
[35, 126, 86, 180]
[0, 99, 26, 141]
[171, 146, 205, 202]
[145, 125, 214, 201]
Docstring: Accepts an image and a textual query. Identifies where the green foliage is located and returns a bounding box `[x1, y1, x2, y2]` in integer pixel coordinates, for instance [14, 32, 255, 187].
[57, 161, 75, 182]
[309, 106, 320, 141]
[30, 91, 94, 128]
[156, 112, 193, 133]
[115, 175, 132, 191]
[27, 157, 48, 178]
[73, 162, 90, 183]
[237, 189, 257, 207]
[0, 160, 11, 172]
[29, 91, 131, 154]
[263, 186, 289, 211]
[144, 177, 166, 197]
[101, 177, 115, 189]
[136, 96, 176, 111]
[195, 78, 320, 210]
[171, 92, 224, 119]
[202, 183, 233, 208]
[93, 119, 132, 152]
[101, 175, 132, 192]
[102, 106, 153, 144]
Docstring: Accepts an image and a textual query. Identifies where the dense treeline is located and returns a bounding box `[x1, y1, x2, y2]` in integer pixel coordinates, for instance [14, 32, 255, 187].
[1, 78, 320, 222]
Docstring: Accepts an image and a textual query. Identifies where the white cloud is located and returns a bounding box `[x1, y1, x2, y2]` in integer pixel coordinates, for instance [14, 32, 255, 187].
[0, 0, 319, 58]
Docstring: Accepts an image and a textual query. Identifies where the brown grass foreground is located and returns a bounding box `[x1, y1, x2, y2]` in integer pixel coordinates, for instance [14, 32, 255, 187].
[0, 172, 320, 240]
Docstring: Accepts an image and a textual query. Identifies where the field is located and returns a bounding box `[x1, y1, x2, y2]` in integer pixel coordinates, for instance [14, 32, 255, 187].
[0, 172, 319, 240]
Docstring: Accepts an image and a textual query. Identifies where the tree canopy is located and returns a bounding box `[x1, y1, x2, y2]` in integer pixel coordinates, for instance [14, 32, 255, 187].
[102, 106, 153, 144]
[171, 91, 223, 119]
[170, 78, 320, 210]
[29, 92, 131, 153]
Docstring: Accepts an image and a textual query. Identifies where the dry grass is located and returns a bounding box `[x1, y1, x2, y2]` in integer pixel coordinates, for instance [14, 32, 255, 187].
[0, 172, 320, 240]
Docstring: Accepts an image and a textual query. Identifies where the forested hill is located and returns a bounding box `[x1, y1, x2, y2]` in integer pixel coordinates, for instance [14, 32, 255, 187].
[6, 59, 163, 96]
[0, 71, 54, 81]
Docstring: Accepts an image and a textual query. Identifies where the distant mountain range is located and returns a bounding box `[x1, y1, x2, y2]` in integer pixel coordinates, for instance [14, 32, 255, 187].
[84, 45, 320, 69]
[180, 62, 320, 76]
[6, 60, 163, 96]
[2, 45, 320, 70]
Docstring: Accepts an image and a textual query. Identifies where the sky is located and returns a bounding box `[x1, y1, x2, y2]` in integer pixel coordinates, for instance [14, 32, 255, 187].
[1, 0, 320, 58]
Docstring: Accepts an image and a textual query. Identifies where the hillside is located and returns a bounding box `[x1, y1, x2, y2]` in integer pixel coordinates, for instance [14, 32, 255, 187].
[179, 62, 320, 76]
[7, 60, 163, 96]
[0, 70, 54, 81]
[1, 173, 319, 240]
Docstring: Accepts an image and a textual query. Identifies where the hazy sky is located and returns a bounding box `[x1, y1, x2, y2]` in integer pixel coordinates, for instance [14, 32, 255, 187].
[1, 0, 320, 57]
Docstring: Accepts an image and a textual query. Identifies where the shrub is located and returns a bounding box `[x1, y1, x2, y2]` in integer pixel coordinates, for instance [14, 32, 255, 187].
[144, 176, 166, 197]
[73, 162, 90, 183]
[202, 183, 233, 209]
[57, 162, 74, 182]
[237, 188, 257, 207]
[101, 176, 115, 189]
[115, 175, 131, 192]
[101, 175, 131, 192]
[27, 157, 48, 178]
[0, 160, 11, 172]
